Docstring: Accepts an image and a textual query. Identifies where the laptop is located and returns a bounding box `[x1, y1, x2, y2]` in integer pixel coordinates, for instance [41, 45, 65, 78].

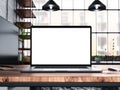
[21, 26, 102, 73]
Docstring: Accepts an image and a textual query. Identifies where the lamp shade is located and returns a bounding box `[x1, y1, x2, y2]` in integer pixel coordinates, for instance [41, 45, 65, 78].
[42, 0, 60, 11]
[88, 0, 106, 11]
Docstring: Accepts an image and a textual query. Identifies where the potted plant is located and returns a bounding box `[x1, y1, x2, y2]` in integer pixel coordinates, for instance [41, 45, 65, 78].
[19, 28, 30, 64]
[20, 29, 29, 41]
[94, 55, 103, 63]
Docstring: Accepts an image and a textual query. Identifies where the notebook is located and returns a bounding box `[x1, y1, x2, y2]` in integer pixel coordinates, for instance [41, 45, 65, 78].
[21, 26, 102, 73]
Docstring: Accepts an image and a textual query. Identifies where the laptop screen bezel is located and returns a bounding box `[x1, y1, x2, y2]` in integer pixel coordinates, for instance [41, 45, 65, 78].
[30, 26, 92, 68]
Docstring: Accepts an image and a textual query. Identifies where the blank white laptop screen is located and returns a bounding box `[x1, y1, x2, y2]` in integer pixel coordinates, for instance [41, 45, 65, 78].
[31, 26, 91, 66]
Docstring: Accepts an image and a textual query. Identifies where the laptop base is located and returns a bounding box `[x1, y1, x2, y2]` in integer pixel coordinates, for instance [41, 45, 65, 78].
[21, 67, 102, 73]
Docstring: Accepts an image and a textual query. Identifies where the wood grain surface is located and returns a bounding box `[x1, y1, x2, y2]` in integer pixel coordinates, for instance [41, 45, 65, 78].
[0, 65, 120, 82]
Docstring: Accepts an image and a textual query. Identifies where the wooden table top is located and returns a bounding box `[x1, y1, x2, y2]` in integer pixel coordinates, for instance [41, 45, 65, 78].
[0, 65, 120, 83]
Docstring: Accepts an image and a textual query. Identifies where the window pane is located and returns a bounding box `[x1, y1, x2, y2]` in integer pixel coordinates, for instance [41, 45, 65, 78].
[74, 0, 84, 9]
[96, 11, 107, 32]
[108, 34, 120, 56]
[92, 34, 97, 56]
[85, 11, 96, 32]
[51, 11, 61, 25]
[24, 50, 30, 56]
[24, 40, 30, 48]
[119, 11, 120, 31]
[108, 0, 118, 9]
[61, 11, 73, 25]
[96, 34, 107, 56]
[24, 29, 30, 33]
[33, 11, 50, 25]
[101, 0, 107, 9]
[74, 11, 85, 25]
[62, 0, 73, 9]
[119, 0, 120, 9]
[85, 0, 94, 9]
[19, 41, 22, 48]
[108, 11, 119, 32]
[55, 0, 62, 9]
[33, 0, 46, 9]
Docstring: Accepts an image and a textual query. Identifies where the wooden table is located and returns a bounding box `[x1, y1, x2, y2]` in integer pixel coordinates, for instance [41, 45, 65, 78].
[0, 65, 120, 89]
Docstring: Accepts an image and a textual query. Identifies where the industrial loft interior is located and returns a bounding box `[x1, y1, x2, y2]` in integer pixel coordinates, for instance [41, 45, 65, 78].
[1, 0, 120, 90]
[15, 0, 120, 64]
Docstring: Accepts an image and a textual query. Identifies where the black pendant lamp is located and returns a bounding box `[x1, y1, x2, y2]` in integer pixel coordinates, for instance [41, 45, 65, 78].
[42, 0, 60, 11]
[88, 0, 106, 11]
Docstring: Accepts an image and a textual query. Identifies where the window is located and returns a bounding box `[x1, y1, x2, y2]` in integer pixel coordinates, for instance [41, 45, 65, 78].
[23, 0, 120, 63]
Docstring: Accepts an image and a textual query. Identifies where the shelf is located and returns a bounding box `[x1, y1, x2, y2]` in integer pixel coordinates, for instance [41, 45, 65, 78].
[15, 22, 32, 29]
[19, 48, 30, 50]
[16, 9, 36, 18]
[17, 0, 35, 7]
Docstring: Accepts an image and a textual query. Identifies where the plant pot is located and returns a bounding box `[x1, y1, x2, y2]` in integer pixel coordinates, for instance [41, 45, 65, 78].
[95, 57, 102, 63]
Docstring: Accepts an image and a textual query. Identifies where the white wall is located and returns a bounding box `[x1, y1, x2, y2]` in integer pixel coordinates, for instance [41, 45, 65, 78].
[0, 0, 7, 19]
[0, 0, 16, 23]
